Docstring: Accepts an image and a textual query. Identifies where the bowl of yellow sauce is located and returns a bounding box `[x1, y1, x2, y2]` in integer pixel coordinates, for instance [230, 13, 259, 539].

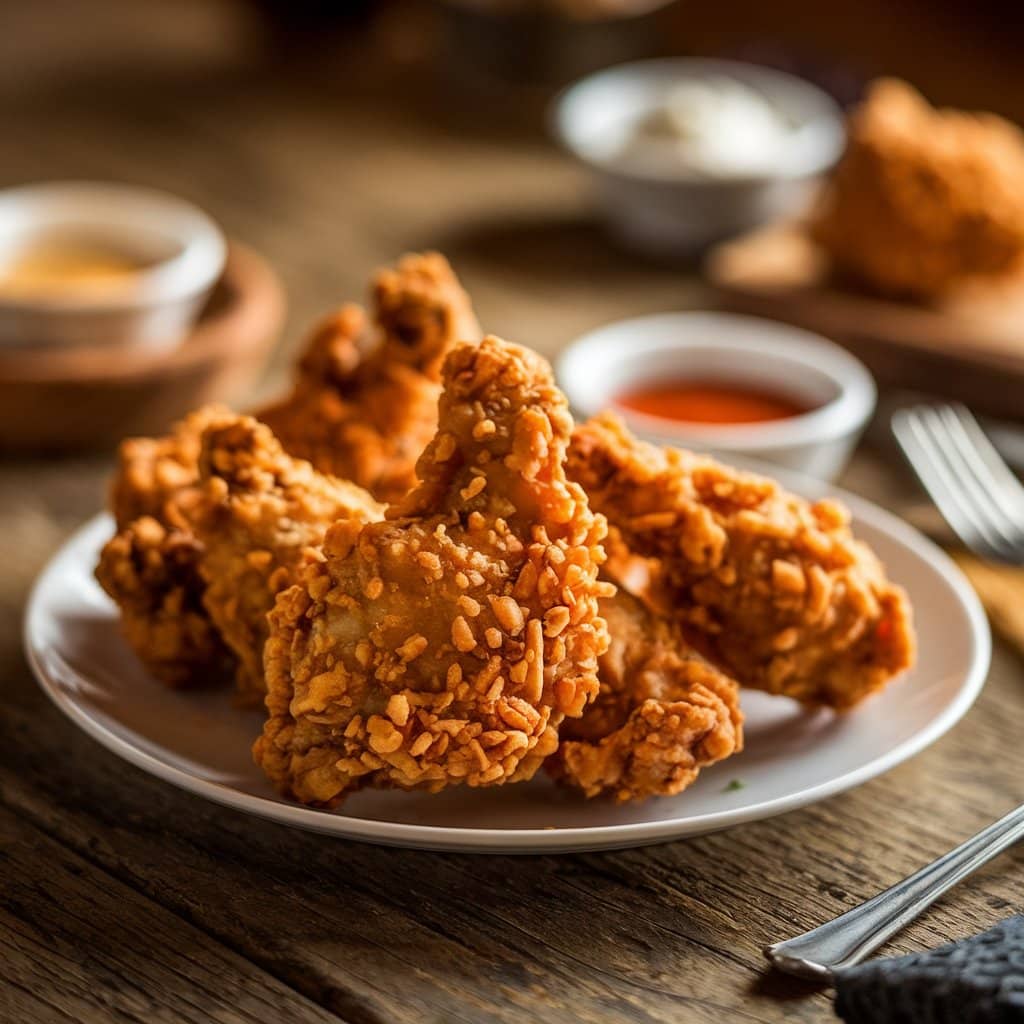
[0, 239, 152, 298]
[0, 182, 226, 351]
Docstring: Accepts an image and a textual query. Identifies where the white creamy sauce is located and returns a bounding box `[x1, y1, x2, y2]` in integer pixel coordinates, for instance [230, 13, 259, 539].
[617, 76, 794, 178]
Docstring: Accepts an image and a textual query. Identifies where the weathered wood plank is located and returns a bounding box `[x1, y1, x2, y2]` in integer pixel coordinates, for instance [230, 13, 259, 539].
[1, 638, 1021, 1024]
[0, 805, 346, 1024]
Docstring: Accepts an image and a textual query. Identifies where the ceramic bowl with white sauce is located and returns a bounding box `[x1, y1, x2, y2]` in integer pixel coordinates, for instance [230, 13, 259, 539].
[557, 311, 877, 482]
[552, 59, 844, 255]
[0, 181, 226, 352]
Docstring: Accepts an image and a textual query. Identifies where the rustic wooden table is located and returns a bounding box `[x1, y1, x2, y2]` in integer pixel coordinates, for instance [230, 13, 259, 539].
[2, 5, 1022, 1023]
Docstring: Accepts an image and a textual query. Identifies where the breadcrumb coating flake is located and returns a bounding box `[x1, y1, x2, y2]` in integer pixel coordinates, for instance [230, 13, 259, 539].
[95, 515, 235, 688]
[109, 404, 233, 530]
[258, 252, 481, 502]
[254, 335, 613, 806]
[550, 589, 744, 802]
[191, 415, 385, 705]
[97, 252, 480, 688]
[97, 405, 238, 688]
[814, 78, 1024, 298]
[567, 413, 915, 710]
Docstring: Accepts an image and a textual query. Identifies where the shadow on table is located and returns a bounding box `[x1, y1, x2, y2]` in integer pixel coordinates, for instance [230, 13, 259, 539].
[432, 210, 702, 284]
[748, 967, 831, 1002]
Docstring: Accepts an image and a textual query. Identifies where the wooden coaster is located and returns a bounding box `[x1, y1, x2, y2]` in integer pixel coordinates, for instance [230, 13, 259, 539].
[0, 241, 286, 452]
[706, 225, 1024, 421]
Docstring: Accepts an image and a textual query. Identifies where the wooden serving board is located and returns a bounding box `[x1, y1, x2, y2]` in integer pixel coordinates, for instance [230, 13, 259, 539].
[0, 242, 286, 453]
[706, 225, 1024, 421]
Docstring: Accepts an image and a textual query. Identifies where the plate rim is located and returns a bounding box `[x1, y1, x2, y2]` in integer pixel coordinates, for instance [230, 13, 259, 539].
[24, 490, 991, 854]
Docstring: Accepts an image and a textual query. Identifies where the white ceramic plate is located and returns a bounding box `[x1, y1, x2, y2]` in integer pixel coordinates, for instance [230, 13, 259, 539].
[25, 485, 989, 854]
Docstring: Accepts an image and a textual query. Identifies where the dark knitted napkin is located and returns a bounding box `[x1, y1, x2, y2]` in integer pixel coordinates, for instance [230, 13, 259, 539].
[834, 915, 1024, 1023]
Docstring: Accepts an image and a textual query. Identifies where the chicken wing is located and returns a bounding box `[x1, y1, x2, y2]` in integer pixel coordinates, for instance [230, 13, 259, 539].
[568, 413, 915, 710]
[191, 415, 385, 704]
[258, 252, 481, 502]
[96, 405, 235, 687]
[254, 336, 612, 805]
[550, 589, 743, 802]
[98, 252, 477, 688]
[813, 79, 1024, 298]
[95, 515, 235, 688]
[108, 405, 230, 529]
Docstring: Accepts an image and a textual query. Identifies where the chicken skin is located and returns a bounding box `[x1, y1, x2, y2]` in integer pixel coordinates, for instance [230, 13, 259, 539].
[568, 414, 915, 710]
[550, 589, 743, 802]
[108, 405, 230, 529]
[258, 252, 481, 502]
[191, 416, 385, 704]
[814, 79, 1024, 299]
[96, 406, 235, 687]
[97, 253, 477, 688]
[254, 336, 612, 806]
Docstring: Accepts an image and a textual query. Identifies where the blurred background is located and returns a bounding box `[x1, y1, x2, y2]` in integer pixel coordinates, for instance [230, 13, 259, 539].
[4, 0, 1021, 392]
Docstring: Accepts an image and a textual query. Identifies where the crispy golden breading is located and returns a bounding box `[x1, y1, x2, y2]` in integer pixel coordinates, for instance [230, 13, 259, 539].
[258, 252, 481, 502]
[568, 413, 915, 710]
[98, 253, 477, 688]
[550, 589, 743, 802]
[372, 252, 481, 379]
[814, 79, 1024, 298]
[95, 516, 234, 687]
[191, 416, 385, 704]
[109, 405, 231, 530]
[254, 336, 612, 806]
[95, 248, 922, 809]
[97, 405, 236, 687]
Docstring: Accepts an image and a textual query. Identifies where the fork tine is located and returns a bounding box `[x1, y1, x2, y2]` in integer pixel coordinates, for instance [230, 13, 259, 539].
[917, 407, 1024, 558]
[946, 404, 1024, 518]
[913, 406, 1024, 562]
[934, 405, 1024, 552]
[893, 408, 1004, 560]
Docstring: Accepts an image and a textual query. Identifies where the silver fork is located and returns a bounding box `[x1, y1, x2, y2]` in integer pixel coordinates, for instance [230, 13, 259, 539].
[892, 402, 1024, 564]
[765, 803, 1024, 980]
[767, 402, 1024, 981]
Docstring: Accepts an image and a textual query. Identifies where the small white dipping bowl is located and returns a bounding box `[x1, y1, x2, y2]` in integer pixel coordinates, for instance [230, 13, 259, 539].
[0, 181, 226, 352]
[552, 58, 844, 256]
[557, 311, 876, 482]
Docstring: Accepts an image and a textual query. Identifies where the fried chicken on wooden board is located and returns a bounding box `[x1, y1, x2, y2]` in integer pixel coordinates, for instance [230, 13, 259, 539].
[96, 406, 235, 687]
[567, 413, 915, 710]
[813, 79, 1024, 299]
[550, 588, 743, 802]
[254, 336, 612, 806]
[258, 252, 481, 502]
[191, 415, 385, 705]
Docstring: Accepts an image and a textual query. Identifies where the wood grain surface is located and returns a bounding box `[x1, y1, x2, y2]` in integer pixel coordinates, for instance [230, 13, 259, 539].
[2, 3, 1023, 1023]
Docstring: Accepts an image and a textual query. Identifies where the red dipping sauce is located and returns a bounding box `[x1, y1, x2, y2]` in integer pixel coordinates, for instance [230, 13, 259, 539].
[615, 381, 809, 425]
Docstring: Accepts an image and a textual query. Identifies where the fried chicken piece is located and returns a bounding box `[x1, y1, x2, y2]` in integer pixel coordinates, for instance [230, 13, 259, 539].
[254, 336, 611, 806]
[258, 252, 481, 502]
[568, 413, 915, 710]
[813, 79, 1024, 299]
[191, 415, 385, 704]
[109, 405, 231, 530]
[96, 406, 235, 687]
[550, 589, 743, 802]
[98, 252, 476, 687]
[95, 516, 234, 687]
